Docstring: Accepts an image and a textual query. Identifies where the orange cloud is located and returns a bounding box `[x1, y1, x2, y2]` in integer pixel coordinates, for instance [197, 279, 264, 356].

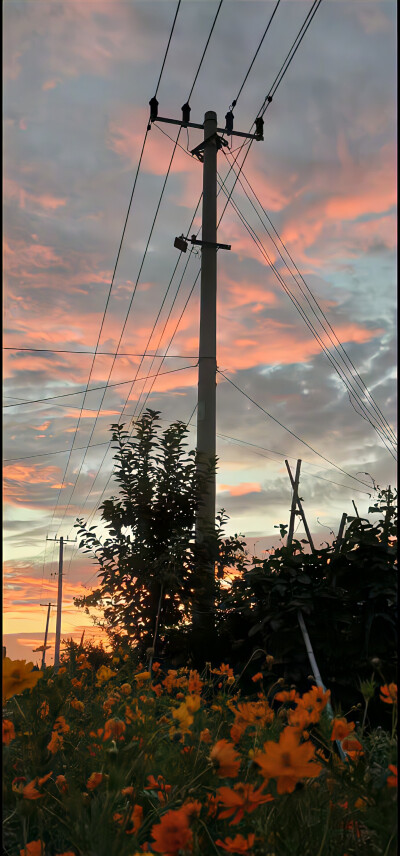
[218, 482, 261, 497]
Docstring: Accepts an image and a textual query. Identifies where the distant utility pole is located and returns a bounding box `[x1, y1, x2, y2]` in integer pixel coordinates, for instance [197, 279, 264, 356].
[46, 535, 76, 672]
[149, 98, 264, 638]
[39, 602, 55, 670]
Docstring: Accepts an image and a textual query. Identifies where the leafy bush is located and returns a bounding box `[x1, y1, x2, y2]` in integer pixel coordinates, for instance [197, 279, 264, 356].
[216, 488, 397, 720]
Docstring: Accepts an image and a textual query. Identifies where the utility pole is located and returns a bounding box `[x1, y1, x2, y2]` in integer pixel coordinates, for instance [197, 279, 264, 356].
[39, 602, 55, 670]
[46, 536, 76, 672]
[150, 98, 264, 641]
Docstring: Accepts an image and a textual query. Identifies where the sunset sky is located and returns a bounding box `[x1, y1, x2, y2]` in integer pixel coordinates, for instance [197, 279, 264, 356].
[3, 0, 397, 664]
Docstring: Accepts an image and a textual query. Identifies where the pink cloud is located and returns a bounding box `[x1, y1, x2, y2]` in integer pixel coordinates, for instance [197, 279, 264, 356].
[42, 78, 62, 91]
[218, 482, 262, 497]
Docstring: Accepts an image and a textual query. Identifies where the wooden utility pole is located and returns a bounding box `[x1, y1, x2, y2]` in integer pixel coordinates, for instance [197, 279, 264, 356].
[150, 100, 264, 637]
[46, 536, 75, 672]
[39, 602, 55, 669]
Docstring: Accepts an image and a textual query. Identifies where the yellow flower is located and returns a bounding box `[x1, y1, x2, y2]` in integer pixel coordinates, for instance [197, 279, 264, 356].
[134, 671, 151, 682]
[70, 698, 84, 713]
[95, 665, 116, 685]
[2, 658, 43, 700]
[120, 683, 131, 695]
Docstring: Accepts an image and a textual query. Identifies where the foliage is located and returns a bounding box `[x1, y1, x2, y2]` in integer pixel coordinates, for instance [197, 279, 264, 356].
[2, 650, 397, 856]
[216, 488, 397, 719]
[74, 411, 211, 655]
[74, 411, 246, 662]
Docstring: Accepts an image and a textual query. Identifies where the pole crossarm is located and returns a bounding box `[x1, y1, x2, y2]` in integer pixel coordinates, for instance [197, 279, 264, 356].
[153, 115, 261, 140]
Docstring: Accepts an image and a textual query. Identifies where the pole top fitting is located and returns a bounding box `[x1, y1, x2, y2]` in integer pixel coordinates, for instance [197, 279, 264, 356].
[204, 110, 217, 122]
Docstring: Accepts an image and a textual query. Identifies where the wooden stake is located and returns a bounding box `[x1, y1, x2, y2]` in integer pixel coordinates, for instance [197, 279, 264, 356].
[285, 459, 315, 553]
[286, 459, 301, 548]
[334, 512, 347, 555]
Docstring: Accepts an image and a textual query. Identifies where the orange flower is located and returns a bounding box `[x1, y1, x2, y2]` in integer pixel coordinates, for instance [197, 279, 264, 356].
[188, 670, 203, 694]
[251, 673, 263, 683]
[287, 705, 311, 731]
[39, 700, 49, 718]
[103, 717, 126, 741]
[19, 841, 45, 856]
[182, 800, 202, 819]
[330, 718, 355, 741]
[55, 852, 76, 856]
[3, 718, 16, 745]
[152, 661, 161, 673]
[55, 775, 68, 794]
[380, 683, 397, 704]
[71, 678, 83, 689]
[70, 698, 84, 713]
[23, 772, 52, 800]
[210, 740, 241, 778]
[47, 731, 64, 754]
[340, 736, 364, 761]
[58, 667, 67, 675]
[152, 683, 163, 697]
[76, 654, 91, 670]
[162, 670, 178, 693]
[216, 782, 273, 824]
[215, 833, 255, 853]
[3, 658, 43, 700]
[387, 764, 397, 788]
[275, 689, 299, 703]
[296, 686, 330, 724]
[53, 716, 70, 734]
[200, 728, 212, 744]
[145, 774, 171, 803]
[212, 664, 234, 677]
[86, 772, 103, 790]
[113, 804, 143, 834]
[120, 683, 131, 695]
[121, 785, 135, 798]
[235, 699, 274, 728]
[207, 794, 219, 818]
[151, 807, 193, 855]
[254, 726, 322, 794]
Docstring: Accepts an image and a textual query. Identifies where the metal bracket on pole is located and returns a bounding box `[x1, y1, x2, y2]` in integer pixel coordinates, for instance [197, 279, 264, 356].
[190, 133, 229, 162]
[174, 234, 231, 252]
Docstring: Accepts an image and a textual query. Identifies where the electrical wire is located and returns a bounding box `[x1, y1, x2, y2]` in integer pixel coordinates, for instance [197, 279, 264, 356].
[217, 368, 381, 490]
[98, 0, 323, 429]
[233, 0, 282, 106]
[215, 174, 397, 461]
[222, 151, 397, 450]
[56, 1, 225, 533]
[3, 347, 200, 357]
[41, 0, 183, 538]
[3, 365, 196, 408]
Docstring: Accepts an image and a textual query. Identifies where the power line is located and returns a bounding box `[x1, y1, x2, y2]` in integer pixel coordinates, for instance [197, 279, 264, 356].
[222, 150, 397, 450]
[53, 0, 331, 539]
[260, 0, 323, 115]
[216, 174, 397, 461]
[55, 1, 225, 533]
[3, 347, 200, 358]
[44, 0, 183, 536]
[3, 365, 197, 408]
[154, 0, 182, 98]
[217, 369, 378, 491]
[233, 0, 282, 105]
